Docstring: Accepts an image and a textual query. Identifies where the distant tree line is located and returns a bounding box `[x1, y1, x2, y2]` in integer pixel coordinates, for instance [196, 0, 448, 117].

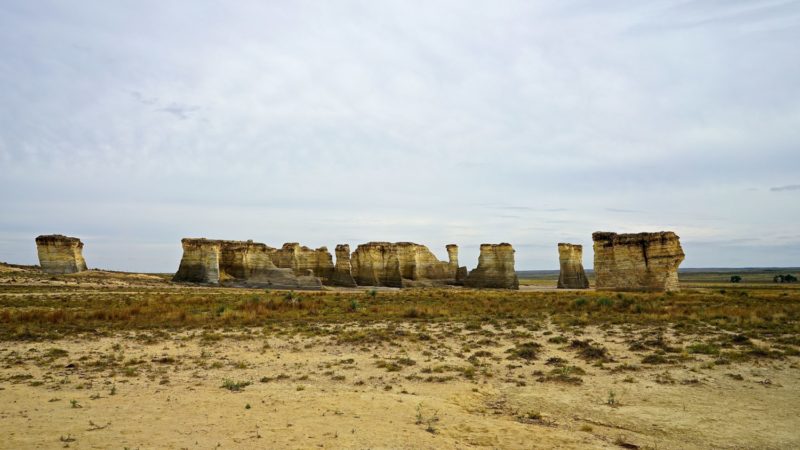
[773, 274, 798, 283]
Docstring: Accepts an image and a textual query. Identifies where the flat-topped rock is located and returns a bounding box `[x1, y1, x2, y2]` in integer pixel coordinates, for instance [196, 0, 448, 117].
[350, 242, 458, 287]
[557, 243, 589, 289]
[35, 234, 88, 274]
[592, 231, 685, 292]
[464, 243, 519, 289]
[173, 238, 224, 284]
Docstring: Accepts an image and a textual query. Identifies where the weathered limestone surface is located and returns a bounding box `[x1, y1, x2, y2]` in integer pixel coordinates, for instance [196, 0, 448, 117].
[331, 244, 357, 287]
[557, 243, 589, 289]
[270, 243, 334, 282]
[464, 243, 519, 289]
[351, 242, 401, 287]
[173, 239, 221, 283]
[592, 231, 685, 292]
[350, 242, 457, 287]
[35, 235, 88, 274]
[173, 239, 322, 289]
[446, 244, 469, 285]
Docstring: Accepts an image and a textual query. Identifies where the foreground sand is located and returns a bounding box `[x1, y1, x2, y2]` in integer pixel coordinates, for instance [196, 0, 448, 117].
[1, 320, 797, 449]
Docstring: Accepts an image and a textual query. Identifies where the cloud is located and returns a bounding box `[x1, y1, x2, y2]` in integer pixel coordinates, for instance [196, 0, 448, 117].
[0, 1, 798, 271]
[771, 184, 800, 192]
[129, 90, 158, 106]
[605, 208, 645, 214]
[156, 102, 200, 120]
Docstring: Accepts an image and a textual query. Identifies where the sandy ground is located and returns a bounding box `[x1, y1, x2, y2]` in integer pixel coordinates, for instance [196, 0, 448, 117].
[1, 321, 797, 450]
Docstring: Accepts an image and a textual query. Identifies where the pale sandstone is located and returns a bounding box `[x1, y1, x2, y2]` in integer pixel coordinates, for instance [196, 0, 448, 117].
[270, 243, 334, 282]
[350, 242, 457, 287]
[592, 231, 685, 292]
[173, 238, 321, 289]
[464, 243, 519, 289]
[446, 244, 468, 285]
[557, 243, 589, 289]
[173, 238, 221, 284]
[35, 234, 88, 274]
[331, 244, 357, 287]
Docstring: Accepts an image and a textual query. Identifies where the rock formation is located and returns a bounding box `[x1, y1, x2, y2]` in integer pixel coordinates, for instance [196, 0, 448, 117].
[350, 242, 458, 287]
[270, 243, 334, 282]
[464, 243, 519, 289]
[557, 243, 589, 289]
[592, 231, 685, 292]
[173, 238, 221, 283]
[446, 244, 469, 284]
[35, 235, 88, 274]
[173, 238, 321, 289]
[331, 244, 357, 287]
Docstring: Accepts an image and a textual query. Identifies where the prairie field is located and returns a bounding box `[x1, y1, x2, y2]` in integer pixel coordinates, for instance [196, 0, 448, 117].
[1, 263, 799, 449]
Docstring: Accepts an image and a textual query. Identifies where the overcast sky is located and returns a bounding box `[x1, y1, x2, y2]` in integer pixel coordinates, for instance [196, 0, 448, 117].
[1, 1, 799, 272]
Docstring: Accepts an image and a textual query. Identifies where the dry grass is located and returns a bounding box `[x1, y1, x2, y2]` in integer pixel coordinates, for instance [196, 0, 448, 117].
[2, 281, 799, 345]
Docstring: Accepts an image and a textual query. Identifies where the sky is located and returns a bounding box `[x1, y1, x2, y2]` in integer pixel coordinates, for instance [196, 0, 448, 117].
[1, 0, 799, 272]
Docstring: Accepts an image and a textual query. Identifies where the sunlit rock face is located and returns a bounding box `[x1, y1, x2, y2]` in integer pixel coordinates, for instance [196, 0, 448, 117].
[270, 243, 334, 283]
[331, 244, 357, 287]
[173, 238, 221, 284]
[557, 243, 589, 289]
[350, 242, 401, 287]
[350, 242, 458, 287]
[173, 239, 321, 289]
[35, 235, 88, 274]
[592, 231, 685, 292]
[464, 243, 519, 290]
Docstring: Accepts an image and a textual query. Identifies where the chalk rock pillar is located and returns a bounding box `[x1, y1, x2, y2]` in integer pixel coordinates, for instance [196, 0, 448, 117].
[592, 231, 685, 292]
[35, 235, 88, 274]
[173, 238, 221, 283]
[350, 242, 403, 287]
[464, 243, 519, 289]
[331, 244, 357, 287]
[557, 243, 589, 289]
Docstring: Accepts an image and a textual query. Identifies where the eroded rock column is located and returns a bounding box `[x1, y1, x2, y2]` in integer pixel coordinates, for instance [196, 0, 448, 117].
[173, 238, 221, 283]
[557, 243, 589, 289]
[350, 242, 403, 287]
[464, 243, 519, 289]
[592, 231, 685, 292]
[331, 244, 357, 287]
[35, 235, 88, 274]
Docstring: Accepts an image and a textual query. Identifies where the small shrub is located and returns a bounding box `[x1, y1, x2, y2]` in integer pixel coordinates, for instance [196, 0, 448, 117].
[221, 379, 251, 392]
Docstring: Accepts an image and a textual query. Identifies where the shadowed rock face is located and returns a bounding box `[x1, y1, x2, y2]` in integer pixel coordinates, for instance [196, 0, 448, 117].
[557, 243, 589, 289]
[350, 242, 458, 287]
[270, 243, 334, 282]
[35, 235, 88, 274]
[464, 243, 519, 290]
[592, 231, 685, 292]
[173, 239, 321, 289]
[331, 244, 357, 287]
